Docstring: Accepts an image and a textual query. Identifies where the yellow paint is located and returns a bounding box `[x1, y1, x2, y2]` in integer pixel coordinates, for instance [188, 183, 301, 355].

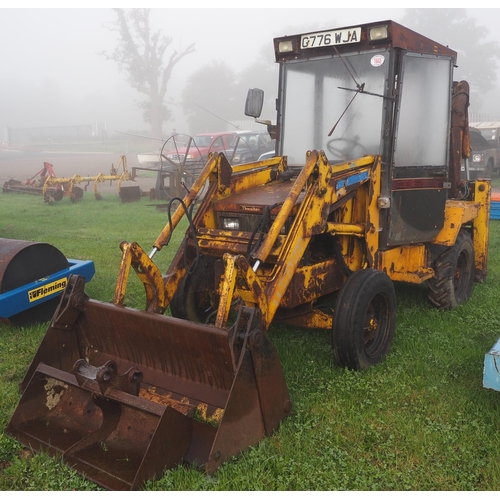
[376, 245, 434, 283]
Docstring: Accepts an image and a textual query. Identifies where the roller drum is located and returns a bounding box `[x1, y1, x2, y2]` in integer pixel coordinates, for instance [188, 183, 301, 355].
[0, 238, 69, 324]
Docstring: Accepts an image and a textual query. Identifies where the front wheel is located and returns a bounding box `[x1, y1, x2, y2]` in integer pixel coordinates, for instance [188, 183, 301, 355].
[170, 255, 219, 323]
[332, 268, 396, 370]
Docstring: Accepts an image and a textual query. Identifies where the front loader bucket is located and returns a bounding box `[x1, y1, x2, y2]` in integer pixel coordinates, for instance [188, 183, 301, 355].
[7, 275, 291, 490]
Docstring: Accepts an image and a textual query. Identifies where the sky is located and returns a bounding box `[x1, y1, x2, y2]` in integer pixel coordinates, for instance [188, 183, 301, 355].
[1, 5, 499, 137]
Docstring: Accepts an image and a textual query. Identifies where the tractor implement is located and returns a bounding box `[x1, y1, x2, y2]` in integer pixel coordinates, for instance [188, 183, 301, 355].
[2, 162, 69, 201]
[41, 155, 138, 203]
[0, 238, 95, 325]
[2, 156, 137, 203]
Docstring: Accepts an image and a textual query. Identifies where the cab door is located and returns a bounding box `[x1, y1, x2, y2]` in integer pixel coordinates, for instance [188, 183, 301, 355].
[387, 53, 454, 246]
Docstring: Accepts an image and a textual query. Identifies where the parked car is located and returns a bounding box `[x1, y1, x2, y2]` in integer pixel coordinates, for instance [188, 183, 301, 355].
[163, 132, 239, 167]
[230, 131, 275, 165]
[138, 130, 275, 170]
[467, 128, 496, 179]
[137, 132, 234, 169]
[258, 151, 277, 161]
[164, 130, 275, 166]
[470, 122, 500, 174]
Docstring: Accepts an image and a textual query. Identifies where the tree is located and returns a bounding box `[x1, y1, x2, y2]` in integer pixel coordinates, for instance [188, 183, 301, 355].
[101, 8, 195, 138]
[236, 44, 279, 120]
[181, 45, 279, 135]
[400, 9, 499, 102]
[182, 61, 239, 133]
[181, 23, 328, 135]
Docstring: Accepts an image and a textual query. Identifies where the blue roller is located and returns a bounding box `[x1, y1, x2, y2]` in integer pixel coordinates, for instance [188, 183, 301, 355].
[0, 238, 95, 325]
[484, 338, 500, 392]
[0, 259, 95, 319]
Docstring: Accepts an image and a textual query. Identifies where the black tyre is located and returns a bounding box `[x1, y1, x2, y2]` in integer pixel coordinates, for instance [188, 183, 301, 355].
[332, 268, 396, 370]
[427, 230, 475, 310]
[70, 186, 84, 202]
[170, 255, 219, 323]
[52, 188, 64, 202]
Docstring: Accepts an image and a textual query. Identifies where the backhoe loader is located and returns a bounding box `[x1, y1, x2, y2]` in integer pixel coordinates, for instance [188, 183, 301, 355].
[7, 20, 490, 490]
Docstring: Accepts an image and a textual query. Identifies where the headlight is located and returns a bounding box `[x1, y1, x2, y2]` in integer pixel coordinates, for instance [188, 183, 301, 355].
[472, 153, 483, 163]
[369, 25, 389, 41]
[222, 217, 240, 230]
[278, 40, 294, 53]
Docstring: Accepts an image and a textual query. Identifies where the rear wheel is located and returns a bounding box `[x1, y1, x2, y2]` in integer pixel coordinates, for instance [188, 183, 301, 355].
[427, 230, 475, 310]
[332, 268, 396, 370]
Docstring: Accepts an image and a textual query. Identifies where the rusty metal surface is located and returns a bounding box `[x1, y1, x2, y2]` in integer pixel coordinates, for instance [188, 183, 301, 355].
[274, 20, 457, 64]
[449, 81, 470, 198]
[7, 276, 291, 490]
[119, 185, 142, 203]
[0, 238, 68, 293]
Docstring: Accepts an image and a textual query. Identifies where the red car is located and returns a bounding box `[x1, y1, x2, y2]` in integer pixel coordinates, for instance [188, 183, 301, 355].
[164, 132, 239, 167]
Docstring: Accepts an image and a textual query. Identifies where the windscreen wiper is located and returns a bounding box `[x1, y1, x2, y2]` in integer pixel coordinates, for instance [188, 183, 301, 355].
[328, 83, 364, 137]
[328, 46, 393, 136]
[337, 85, 393, 100]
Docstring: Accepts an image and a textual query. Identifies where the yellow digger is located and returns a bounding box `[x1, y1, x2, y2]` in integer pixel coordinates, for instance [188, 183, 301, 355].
[7, 20, 490, 490]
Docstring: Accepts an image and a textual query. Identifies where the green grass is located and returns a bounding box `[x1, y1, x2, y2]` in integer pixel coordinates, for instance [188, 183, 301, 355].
[491, 176, 500, 189]
[1, 191, 500, 490]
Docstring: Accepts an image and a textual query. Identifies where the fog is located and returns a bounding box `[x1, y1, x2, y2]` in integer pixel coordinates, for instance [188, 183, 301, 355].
[1, 6, 499, 139]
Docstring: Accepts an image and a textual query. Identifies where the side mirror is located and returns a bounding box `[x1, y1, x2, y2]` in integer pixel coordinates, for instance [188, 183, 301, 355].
[245, 88, 264, 118]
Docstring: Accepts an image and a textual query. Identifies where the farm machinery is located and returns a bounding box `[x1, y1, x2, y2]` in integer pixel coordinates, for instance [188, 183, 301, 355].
[0, 238, 95, 326]
[2, 155, 139, 203]
[2, 162, 74, 202]
[7, 20, 490, 490]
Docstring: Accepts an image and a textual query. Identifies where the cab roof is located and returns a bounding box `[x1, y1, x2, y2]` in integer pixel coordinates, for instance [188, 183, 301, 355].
[273, 20, 457, 64]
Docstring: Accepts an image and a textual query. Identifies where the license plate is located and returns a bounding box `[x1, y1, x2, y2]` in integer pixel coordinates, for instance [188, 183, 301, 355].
[301, 27, 361, 49]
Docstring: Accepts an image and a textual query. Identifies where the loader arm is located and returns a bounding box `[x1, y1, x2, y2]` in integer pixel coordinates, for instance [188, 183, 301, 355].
[212, 152, 379, 331]
[151, 152, 233, 253]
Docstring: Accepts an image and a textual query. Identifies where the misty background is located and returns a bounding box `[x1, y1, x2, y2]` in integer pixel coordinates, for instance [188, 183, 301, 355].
[1, 7, 500, 144]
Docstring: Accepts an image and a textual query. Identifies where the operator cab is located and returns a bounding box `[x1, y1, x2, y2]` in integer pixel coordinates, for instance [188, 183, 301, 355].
[246, 20, 458, 247]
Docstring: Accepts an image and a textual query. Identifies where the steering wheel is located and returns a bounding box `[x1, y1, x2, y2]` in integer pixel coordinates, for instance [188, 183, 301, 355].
[326, 136, 363, 161]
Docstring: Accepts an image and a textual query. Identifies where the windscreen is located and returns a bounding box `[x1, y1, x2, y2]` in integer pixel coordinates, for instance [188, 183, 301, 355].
[193, 136, 215, 147]
[280, 50, 389, 165]
[477, 128, 498, 143]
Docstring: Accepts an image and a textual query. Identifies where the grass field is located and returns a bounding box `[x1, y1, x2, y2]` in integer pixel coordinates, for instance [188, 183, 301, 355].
[1, 189, 500, 491]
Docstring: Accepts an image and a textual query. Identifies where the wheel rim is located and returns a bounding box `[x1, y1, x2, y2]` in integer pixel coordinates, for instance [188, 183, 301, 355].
[363, 292, 391, 359]
[186, 286, 217, 323]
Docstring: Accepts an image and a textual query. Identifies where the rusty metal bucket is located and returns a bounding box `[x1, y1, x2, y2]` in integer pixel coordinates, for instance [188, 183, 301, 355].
[7, 275, 291, 490]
